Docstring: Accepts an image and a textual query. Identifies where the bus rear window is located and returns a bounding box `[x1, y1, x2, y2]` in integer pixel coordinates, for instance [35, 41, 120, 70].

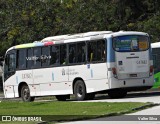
[113, 35, 149, 52]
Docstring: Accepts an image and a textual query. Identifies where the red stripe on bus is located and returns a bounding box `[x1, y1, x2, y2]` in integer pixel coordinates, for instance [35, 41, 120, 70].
[44, 42, 54, 46]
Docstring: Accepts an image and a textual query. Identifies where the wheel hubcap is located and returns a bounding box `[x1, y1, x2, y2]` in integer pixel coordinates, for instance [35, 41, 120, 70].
[23, 88, 30, 101]
[77, 85, 83, 97]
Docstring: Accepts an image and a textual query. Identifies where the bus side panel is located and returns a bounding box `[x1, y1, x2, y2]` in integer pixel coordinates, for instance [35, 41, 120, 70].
[69, 64, 109, 93]
[33, 67, 72, 96]
[15, 70, 34, 97]
[14, 85, 19, 97]
[50, 66, 72, 95]
[4, 85, 15, 98]
[3, 75, 17, 98]
[29, 84, 41, 96]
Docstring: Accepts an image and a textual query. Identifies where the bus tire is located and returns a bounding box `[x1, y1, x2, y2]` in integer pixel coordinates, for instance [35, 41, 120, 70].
[74, 80, 87, 101]
[108, 89, 127, 99]
[21, 85, 35, 102]
[55, 95, 70, 101]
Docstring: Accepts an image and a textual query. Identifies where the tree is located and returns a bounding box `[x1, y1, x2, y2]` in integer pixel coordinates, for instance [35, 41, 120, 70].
[0, 0, 160, 56]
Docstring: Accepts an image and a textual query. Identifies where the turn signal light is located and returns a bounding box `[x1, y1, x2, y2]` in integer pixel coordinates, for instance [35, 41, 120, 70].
[150, 66, 154, 76]
[112, 67, 117, 78]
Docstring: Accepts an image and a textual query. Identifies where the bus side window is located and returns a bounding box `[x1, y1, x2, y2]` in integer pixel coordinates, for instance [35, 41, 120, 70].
[77, 42, 86, 63]
[17, 49, 26, 70]
[8, 54, 16, 72]
[50, 45, 60, 66]
[69, 42, 86, 64]
[97, 40, 106, 61]
[42, 46, 50, 67]
[33, 47, 41, 68]
[60, 45, 67, 65]
[69, 44, 76, 63]
[87, 40, 106, 63]
[27, 48, 33, 69]
[87, 41, 97, 62]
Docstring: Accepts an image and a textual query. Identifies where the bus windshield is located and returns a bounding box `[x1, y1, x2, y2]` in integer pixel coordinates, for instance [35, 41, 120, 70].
[113, 35, 149, 52]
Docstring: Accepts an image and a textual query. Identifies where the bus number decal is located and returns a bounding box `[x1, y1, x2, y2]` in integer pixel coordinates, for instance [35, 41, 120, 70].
[62, 69, 79, 76]
[22, 73, 32, 79]
[136, 60, 147, 64]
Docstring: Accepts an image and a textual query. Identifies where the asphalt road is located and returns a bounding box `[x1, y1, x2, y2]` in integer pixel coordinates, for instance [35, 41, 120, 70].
[85, 90, 160, 104]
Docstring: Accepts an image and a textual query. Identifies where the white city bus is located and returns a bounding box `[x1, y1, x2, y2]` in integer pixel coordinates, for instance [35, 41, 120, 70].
[3, 31, 154, 102]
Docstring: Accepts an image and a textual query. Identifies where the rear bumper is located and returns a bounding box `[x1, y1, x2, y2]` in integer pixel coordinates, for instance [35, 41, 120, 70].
[113, 86, 152, 92]
[109, 75, 154, 91]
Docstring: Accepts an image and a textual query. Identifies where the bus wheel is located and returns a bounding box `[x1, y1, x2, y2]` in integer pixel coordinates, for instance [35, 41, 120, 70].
[21, 85, 35, 102]
[55, 95, 70, 101]
[74, 80, 87, 101]
[108, 89, 127, 99]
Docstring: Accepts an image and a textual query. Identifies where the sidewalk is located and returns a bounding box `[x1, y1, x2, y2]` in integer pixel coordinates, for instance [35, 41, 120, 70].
[129, 105, 160, 115]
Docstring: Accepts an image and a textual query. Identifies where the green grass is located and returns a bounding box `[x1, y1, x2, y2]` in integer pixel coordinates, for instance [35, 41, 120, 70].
[0, 101, 157, 123]
[0, 101, 151, 115]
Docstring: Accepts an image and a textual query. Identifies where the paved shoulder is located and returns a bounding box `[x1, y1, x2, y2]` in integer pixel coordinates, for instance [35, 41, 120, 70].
[129, 105, 160, 115]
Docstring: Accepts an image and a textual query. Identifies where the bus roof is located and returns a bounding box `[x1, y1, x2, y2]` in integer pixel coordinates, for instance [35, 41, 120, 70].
[41, 31, 112, 42]
[151, 42, 160, 48]
[7, 31, 149, 52]
[104, 31, 148, 38]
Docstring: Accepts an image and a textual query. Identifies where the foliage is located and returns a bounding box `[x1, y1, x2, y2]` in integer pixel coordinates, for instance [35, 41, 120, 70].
[0, 0, 160, 56]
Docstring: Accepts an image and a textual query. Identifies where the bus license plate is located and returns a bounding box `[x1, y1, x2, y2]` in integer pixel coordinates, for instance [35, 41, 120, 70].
[130, 74, 137, 77]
